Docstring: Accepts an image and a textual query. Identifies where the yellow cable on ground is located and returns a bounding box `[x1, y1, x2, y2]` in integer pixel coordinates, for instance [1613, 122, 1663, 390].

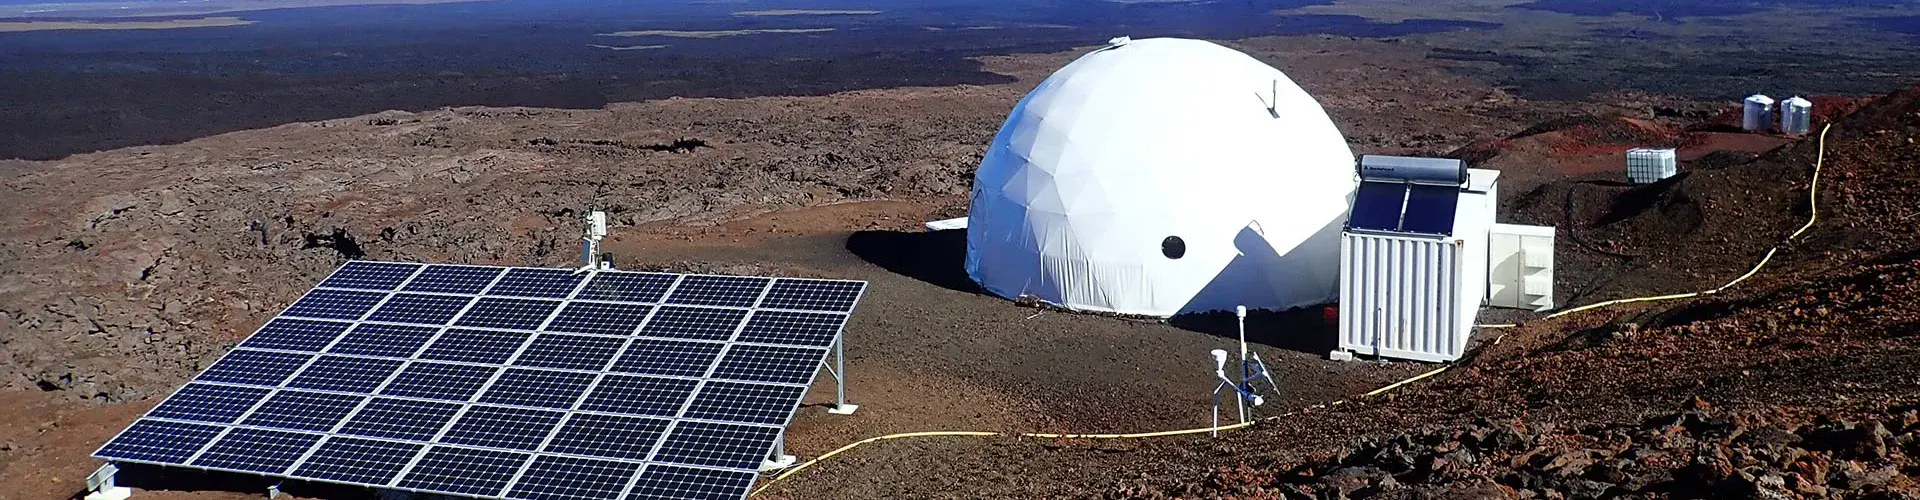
[1476, 122, 1833, 328]
[749, 365, 1452, 497]
[750, 125, 1839, 498]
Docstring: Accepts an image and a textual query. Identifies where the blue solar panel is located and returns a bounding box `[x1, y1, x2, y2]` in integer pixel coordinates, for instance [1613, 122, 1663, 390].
[515, 334, 627, 371]
[286, 355, 404, 393]
[292, 437, 423, 485]
[98, 261, 874, 500]
[456, 298, 561, 330]
[488, 268, 587, 299]
[575, 272, 677, 303]
[198, 350, 311, 387]
[711, 345, 827, 385]
[735, 310, 845, 347]
[441, 406, 564, 450]
[508, 455, 644, 500]
[397, 446, 529, 497]
[652, 421, 781, 470]
[627, 465, 756, 500]
[1348, 182, 1408, 232]
[478, 368, 595, 409]
[241, 390, 363, 432]
[420, 329, 532, 364]
[759, 279, 864, 312]
[328, 323, 440, 358]
[96, 419, 224, 464]
[190, 427, 322, 474]
[543, 414, 670, 461]
[339, 398, 463, 441]
[609, 339, 723, 378]
[639, 307, 748, 341]
[547, 302, 653, 336]
[366, 293, 473, 325]
[379, 362, 498, 401]
[664, 276, 769, 308]
[147, 384, 271, 424]
[239, 319, 352, 352]
[281, 289, 387, 321]
[1399, 184, 1461, 235]
[683, 381, 807, 426]
[319, 262, 421, 291]
[577, 375, 699, 417]
[403, 265, 504, 294]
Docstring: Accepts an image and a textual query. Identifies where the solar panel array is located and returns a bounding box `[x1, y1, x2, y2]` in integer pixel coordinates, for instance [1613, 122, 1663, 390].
[1347, 181, 1461, 236]
[95, 261, 867, 500]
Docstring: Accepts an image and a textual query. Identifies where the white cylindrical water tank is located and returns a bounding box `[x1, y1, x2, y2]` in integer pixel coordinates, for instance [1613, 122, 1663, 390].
[1780, 96, 1812, 136]
[1743, 94, 1775, 132]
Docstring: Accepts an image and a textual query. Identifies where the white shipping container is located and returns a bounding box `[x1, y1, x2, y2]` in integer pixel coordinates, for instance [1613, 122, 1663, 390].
[1337, 187, 1492, 362]
[1626, 148, 1677, 184]
[1743, 94, 1775, 132]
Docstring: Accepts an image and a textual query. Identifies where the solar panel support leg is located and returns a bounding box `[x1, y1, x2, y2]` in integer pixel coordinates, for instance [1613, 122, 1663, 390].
[83, 464, 131, 500]
[267, 482, 284, 499]
[759, 433, 798, 472]
[826, 334, 859, 415]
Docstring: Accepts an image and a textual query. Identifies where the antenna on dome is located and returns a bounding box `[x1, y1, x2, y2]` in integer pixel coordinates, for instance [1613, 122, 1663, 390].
[1254, 79, 1280, 118]
[1106, 36, 1131, 48]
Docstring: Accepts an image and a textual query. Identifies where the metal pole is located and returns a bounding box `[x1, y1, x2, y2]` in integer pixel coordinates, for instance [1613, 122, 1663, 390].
[1236, 306, 1249, 423]
[835, 334, 847, 408]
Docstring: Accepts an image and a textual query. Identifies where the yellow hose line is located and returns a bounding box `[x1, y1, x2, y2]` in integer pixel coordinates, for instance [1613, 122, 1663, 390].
[749, 365, 1453, 497]
[1474, 122, 1833, 328]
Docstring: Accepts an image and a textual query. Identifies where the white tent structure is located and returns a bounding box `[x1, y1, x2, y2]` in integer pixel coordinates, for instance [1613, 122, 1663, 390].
[965, 37, 1357, 317]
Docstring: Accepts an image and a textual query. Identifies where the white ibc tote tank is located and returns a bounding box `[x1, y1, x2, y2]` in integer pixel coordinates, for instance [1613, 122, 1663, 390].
[965, 37, 1357, 317]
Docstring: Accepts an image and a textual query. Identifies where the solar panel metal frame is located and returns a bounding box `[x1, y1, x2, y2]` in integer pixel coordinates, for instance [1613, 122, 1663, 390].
[93, 261, 867, 500]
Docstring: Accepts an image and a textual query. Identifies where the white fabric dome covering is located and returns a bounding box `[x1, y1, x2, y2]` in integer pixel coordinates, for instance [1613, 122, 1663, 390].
[964, 37, 1357, 317]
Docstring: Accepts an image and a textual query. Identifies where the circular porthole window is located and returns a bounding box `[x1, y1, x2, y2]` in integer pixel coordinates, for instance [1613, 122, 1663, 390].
[1162, 236, 1186, 259]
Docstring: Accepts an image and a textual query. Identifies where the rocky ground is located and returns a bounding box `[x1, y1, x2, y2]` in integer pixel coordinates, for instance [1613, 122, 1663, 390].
[4, 32, 1917, 500]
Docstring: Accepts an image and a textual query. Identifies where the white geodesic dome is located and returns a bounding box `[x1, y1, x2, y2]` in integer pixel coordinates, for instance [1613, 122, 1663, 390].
[964, 37, 1357, 317]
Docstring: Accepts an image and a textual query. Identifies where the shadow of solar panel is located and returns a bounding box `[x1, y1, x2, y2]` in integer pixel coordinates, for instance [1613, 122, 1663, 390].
[241, 390, 362, 432]
[189, 428, 322, 474]
[379, 362, 497, 401]
[239, 319, 352, 352]
[319, 261, 420, 291]
[442, 406, 564, 450]
[653, 421, 781, 470]
[682, 381, 806, 426]
[507, 455, 643, 500]
[292, 437, 423, 485]
[664, 275, 770, 308]
[575, 271, 676, 303]
[197, 350, 311, 387]
[95, 419, 224, 464]
[403, 265, 504, 294]
[366, 293, 473, 326]
[339, 398, 463, 441]
[420, 329, 532, 364]
[487, 268, 587, 299]
[736, 310, 845, 348]
[281, 289, 387, 321]
[627, 464, 756, 500]
[328, 323, 440, 358]
[638, 307, 748, 341]
[542, 413, 670, 460]
[759, 279, 864, 312]
[397, 446, 529, 497]
[478, 368, 595, 409]
[455, 298, 560, 330]
[515, 334, 627, 371]
[1399, 184, 1461, 235]
[547, 302, 654, 336]
[609, 339, 723, 378]
[577, 375, 698, 417]
[286, 356, 404, 393]
[147, 384, 271, 424]
[1348, 182, 1408, 232]
[711, 345, 827, 385]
